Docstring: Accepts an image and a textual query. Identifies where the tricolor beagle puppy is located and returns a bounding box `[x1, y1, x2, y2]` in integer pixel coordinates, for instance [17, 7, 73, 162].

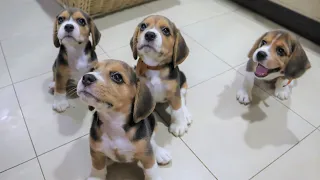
[50, 8, 101, 112]
[237, 30, 311, 104]
[130, 15, 192, 137]
[77, 60, 171, 180]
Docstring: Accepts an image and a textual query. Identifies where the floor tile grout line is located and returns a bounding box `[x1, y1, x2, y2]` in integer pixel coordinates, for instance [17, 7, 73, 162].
[189, 68, 234, 89]
[0, 157, 37, 174]
[236, 66, 318, 129]
[249, 128, 318, 180]
[179, 138, 219, 180]
[12, 70, 52, 85]
[181, 30, 234, 69]
[0, 83, 13, 90]
[36, 133, 89, 157]
[230, 62, 318, 129]
[0, 43, 47, 180]
[0, 133, 89, 175]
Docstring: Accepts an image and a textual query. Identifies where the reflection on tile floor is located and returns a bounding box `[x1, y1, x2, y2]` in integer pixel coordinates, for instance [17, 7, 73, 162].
[0, 0, 319, 180]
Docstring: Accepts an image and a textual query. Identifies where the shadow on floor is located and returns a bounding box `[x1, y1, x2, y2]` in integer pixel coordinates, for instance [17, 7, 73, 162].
[213, 67, 299, 149]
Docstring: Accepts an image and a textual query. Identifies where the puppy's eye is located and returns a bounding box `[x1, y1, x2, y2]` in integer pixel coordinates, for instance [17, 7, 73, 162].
[110, 72, 124, 84]
[260, 40, 267, 47]
[57, 17, 65, 24]
[89, 67, 95, 72]
[162, 27, 170, 36]
[140, 23, 147, 31]
[77, 18, 86, 26]
[276, 47, 286, 56]
[106, 102, 113, 108]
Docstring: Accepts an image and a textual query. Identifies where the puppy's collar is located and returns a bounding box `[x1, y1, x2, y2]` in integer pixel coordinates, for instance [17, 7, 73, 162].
[136, 58, 167, 75]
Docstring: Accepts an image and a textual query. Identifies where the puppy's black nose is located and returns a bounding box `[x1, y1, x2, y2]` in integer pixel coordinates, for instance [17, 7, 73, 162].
[64, 24, 74, 33]
[145, 32, 156, 42]
[256, 51, 267, 61]
[82, 74, 97, 86]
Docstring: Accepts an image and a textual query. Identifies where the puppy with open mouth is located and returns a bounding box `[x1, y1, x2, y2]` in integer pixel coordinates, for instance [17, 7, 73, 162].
[50, 8, 101, 112]
[237, 30, 311, 104]
[130, 15, 192, 137]
[77, 60, 171, 180]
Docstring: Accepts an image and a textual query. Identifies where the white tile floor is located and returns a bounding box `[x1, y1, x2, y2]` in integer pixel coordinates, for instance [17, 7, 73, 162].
[0, 0, 319, 180]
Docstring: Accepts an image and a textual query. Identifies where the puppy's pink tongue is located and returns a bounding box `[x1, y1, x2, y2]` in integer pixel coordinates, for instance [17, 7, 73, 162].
[255, 64, 268, 76]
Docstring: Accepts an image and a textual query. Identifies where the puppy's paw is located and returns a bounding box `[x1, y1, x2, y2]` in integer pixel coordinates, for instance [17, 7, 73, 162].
[87, 178, 105, 180]
[169, 122, 188, 137]
[48, 81, 55, 94]
[275, 86, 291, 100]
[183, 107, 192, 125]
[155, 147, 172, 165]
[236, 88, 251, 105]
[53, 98, 69, 112]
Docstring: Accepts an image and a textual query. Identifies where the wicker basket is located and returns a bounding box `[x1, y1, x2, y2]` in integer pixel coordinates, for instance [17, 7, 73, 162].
[56, 0, 154, 17]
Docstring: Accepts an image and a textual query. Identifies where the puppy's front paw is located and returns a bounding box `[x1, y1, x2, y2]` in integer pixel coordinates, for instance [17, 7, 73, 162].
[169, 122, 188, 137]
[275, 86, 291, 100]
[155, 147, 172, 165]
[87, 178, 105, 180]
[48, 82, 55, 94]
[236, 88, 251, 105]
[183, 107, 192, 125]
[53, 98, 69, 112]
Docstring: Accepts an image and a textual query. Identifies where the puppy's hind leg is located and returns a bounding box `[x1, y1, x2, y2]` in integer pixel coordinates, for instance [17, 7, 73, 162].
[87, 148, 108, 180]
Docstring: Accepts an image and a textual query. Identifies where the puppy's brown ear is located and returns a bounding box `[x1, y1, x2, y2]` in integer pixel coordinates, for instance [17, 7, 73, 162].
[133, 79, 155, 123]
[53, 17, 60, 48]
[89, 18, 101, 50]
[248, 32, 267, 59]
[130, 26, 140, 60]
[284, 38, 311, 79]
[173, 28, 189, 68]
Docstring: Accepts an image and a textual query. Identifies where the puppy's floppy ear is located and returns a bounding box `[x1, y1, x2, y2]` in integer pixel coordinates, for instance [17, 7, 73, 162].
[133, 79, 155, 123]
[89, 18, 101, 50]
[248, 32, 267, 59]
[284, 37, 311, 79]
[53, 17, 60, 48]
[130, 26, 140, 60]
[173, 27, 189, 68]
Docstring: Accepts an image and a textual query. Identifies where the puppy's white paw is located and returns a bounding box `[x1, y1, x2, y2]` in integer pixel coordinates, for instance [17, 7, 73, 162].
[53, 99, 69, 112]
[48, 81, 55, 94]
[236, 88, 251, 105]
[150, 177, 162, 180]
[87, 177, 105, 180]
[183, 107, 192, 125]
[53, 93, 69, 112]
[275, 86, 291, 100]
[49, 81, 55, 89]
[169, 122, 188, 137]
[155, 147, 172, 165]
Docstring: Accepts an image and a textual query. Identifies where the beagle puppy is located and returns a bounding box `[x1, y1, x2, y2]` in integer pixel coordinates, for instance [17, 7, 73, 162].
[130, 15, 192, 137]
[50, 8, 101, 112]
[77, 60, 171, 180]
[237, 30, 311, 104]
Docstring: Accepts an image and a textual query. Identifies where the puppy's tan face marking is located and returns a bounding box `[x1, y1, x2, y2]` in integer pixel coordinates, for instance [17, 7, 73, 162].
[131, 15, 189, 68]
[53, 8, 101, 48]
[138, 16, 175, 65]
[77, 60, 137, 114]
[257, 31, 291, 69]
[248, 30, 310, 80]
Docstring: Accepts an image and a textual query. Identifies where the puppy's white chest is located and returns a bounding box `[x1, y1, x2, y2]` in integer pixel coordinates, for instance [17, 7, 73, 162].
[146, 70, 167, 102]
[99, 128, 135, 162]
[67, 50, 91, 81]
